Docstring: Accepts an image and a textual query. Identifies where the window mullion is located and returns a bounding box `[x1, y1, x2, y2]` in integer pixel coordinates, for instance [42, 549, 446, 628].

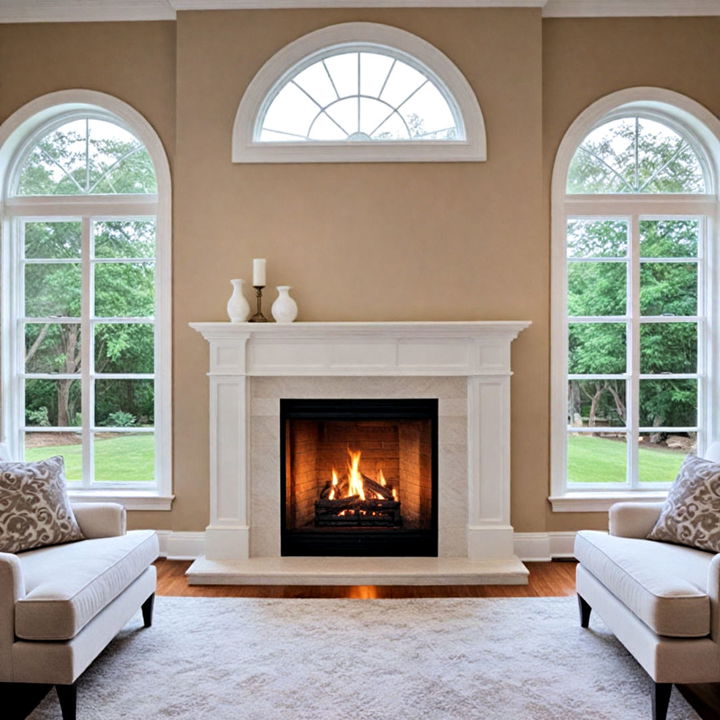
[628, 215, 641, 489]
[81, 218, 93, 489]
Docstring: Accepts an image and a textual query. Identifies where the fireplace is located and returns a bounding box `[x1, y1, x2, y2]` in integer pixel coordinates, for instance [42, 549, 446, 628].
[281, 399, 438, 557]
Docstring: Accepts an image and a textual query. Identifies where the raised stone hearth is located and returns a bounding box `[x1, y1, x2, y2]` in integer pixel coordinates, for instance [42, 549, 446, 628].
[187, 322, 530, 585]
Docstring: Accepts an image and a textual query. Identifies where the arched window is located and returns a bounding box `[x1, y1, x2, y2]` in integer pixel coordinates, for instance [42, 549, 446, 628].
[233, 23, 486, 163]
[550, 89, 720, 511]
[0, 91, 171, 508]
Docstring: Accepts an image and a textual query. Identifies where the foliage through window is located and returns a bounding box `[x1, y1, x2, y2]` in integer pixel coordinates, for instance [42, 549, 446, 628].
[258, 47, 462, 143]
[8, 113, 160, 487]
[562, 113, 710, 489]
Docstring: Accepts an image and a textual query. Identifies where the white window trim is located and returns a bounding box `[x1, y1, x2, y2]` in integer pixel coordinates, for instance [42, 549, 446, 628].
[0, 90, 173, 510]
[232, 22, 486, 163]
[550, 87, 720, 512]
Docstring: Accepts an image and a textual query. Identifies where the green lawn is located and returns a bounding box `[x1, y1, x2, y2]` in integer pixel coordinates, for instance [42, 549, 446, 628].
[25, 433, 154, 483]
[568, 434, 684, 484]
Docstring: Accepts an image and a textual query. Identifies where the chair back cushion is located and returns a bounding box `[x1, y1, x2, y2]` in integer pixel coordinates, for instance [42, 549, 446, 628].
[0, 456, 83, 554]
[647, 454, 720, 553]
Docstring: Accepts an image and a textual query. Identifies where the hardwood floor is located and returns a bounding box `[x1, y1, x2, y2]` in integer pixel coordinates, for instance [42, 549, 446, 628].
[155, 557, 578, 598]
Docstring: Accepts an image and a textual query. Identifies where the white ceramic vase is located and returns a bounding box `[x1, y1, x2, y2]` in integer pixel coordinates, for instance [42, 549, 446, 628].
[271, 286, 298, 324]
[226, 278, 250, 323]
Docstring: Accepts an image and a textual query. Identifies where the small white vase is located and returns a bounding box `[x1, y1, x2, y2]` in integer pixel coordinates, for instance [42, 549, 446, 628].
[271, 286, 298, 324]
[226, 279, 250, 323]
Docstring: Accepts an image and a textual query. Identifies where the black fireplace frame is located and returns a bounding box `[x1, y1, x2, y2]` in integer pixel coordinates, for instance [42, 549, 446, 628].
[280, 398, 439, 557]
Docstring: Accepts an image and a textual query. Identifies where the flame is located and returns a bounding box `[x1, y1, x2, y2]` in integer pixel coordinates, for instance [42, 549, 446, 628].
[392, 488, 398, 501]
[328, 468, 339, 500]
[347, 449, 365, 500]
[378, 469, 387, 486]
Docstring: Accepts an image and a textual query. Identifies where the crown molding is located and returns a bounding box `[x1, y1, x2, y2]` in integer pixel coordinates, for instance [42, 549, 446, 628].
[543, 0, 720, 17]
[1, 0, 719, 23]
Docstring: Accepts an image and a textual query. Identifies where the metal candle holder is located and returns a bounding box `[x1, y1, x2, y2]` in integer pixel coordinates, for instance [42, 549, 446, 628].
[249, 285, 269, 322]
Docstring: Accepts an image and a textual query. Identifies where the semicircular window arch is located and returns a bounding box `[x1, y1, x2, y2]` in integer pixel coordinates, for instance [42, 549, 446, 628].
[258, 45, 463, 144]
[13, 114, 156, 196]
[567, 113, 709, 194]
[233, 23, 486, 163]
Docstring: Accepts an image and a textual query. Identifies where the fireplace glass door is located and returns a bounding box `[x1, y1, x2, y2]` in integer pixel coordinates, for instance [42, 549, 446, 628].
[281, 399, 438, 556]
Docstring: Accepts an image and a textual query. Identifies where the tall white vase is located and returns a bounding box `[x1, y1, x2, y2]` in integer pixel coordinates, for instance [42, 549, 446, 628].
[226, 279, 250, 323]
[271, 286, 298, 324]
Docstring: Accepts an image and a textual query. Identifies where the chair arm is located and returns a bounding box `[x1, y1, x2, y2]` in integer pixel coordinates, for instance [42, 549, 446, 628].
[71, 502, 126, 538]
[0, 553, 24, 681]
[608, 502, 664, 538]
[707, 554, 720, 642]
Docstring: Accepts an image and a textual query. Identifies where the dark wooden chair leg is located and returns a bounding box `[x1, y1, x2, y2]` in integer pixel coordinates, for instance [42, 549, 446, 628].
[577, 594, 591, 628]
[56, 683, 77, 720]
[142, 592, 155, 628]
[652, 682, 672, 720]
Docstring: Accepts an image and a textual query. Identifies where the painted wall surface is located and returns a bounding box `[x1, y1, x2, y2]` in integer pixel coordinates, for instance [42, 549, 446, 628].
[0, 12, 717, 537]
[542, 16, 720, 531]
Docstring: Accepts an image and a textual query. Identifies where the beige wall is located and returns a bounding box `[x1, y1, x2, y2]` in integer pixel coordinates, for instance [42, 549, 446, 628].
[0, 11, 717, 537]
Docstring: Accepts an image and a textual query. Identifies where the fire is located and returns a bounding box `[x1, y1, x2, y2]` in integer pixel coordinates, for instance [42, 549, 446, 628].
[347, 449, 365, 501]
[328, 469, 339, 500]
[378, 469, 387, 487]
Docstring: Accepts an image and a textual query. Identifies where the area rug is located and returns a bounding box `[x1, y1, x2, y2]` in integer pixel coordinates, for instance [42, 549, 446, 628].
[30, 596, 698, 719]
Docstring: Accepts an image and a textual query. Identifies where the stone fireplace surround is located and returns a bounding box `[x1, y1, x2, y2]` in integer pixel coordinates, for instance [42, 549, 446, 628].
[187, 322, 530, 585]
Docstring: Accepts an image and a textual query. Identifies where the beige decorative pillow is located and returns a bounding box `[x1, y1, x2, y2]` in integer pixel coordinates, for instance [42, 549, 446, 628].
[0, 456, 84, 554]
[647, 454, 720, 552]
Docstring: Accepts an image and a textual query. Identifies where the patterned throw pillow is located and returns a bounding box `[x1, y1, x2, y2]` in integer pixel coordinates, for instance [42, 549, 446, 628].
[0, 456, 84, 554]
[647, 454, 720, 552]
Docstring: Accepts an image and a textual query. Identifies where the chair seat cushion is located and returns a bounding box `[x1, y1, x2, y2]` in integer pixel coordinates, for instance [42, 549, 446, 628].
[575, 530, 713, 638]
[14, 529, 158, 641]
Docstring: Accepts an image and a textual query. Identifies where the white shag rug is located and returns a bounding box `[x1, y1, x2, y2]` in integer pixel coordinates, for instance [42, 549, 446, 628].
[30, 596, 699, 720]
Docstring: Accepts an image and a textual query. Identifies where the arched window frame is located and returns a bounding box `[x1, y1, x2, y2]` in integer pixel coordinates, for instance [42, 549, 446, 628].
[232, 22, 486, 163]
[0, 90, 172, 510]
[550, 87, 720, 512]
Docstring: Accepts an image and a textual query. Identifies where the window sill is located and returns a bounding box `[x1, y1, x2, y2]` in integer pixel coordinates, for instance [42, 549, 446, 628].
[68, 490, 174, 511]
[549, 491, 668, 513]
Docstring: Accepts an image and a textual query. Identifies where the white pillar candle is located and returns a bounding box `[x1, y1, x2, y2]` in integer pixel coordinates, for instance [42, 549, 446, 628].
[253, 258, 266, 286]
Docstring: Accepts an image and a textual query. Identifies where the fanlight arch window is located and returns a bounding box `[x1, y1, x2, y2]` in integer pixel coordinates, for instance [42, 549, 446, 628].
[0, 90, 172, 505]
[567, 114, 708, 194]
[550, 89, 720, 508]
[233, 23, 486, 163]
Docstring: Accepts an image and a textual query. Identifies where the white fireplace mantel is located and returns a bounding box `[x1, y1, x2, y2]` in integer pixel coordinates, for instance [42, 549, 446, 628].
[188, 321, 530, 584]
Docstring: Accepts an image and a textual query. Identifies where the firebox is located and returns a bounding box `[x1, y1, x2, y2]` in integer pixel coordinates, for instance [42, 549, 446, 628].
[281, 399, 438, 557]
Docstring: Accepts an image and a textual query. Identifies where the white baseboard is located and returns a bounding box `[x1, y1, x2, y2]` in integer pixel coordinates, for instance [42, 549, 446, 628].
[156, 531, 206, 560]
[155, 530, 577, 563]
[513, 531, 576, 561]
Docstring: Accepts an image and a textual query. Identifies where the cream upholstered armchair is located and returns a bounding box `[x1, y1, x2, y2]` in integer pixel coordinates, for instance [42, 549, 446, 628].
[0, 502, 158, 720]
[575, 442, 720, 720]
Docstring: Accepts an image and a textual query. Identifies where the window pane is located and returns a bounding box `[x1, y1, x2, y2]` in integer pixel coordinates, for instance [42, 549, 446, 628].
[95, 379, 154, 427]
[15, 118, 156, 196]
[25, 323, 81, 374]
[94, 262, 154, 317]
[24, 432, 82, 482]
[25, 263, 81, 317]
[639, 379, 697, 428]
[568, 262, 626, 316]
[95, 323, 154, 374]
[567, 116, 706, 194]
[94, 220, 155, 259]
[640, 262, 697, 316]
[568, 432, 627, 484]
[569, 323, 626, 374]
[640, 323, 697, 374]
[259, 48, 462, 143]
[640, 219, 699, 258]
[567, 219, 627, 258]
[637, 433, 692, 484]
[568, 380, 626, 428]
[24, 221, 81, 259]
[93, 432, 154, 483]
[25, 379, 81, 427]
